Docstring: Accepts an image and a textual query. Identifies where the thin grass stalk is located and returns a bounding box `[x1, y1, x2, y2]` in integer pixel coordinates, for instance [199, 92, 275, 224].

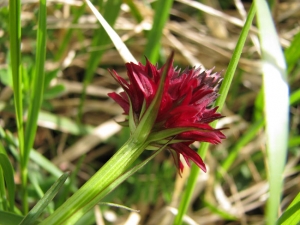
[123, 0, 143, 23]
[78, 0, 122, 120]
[14, 0, 47, 215]
[143, 0, 173, 63]
[8, 0, 26, 213]
[174, 3, 256, 224]
[24, 0, 47, 166]
[217, 118, 265, 180]
[40, 137, 148, 225]
[54, 3, 86, 61]
[254, 1, 289, 224]
[0, 166, 6, 210]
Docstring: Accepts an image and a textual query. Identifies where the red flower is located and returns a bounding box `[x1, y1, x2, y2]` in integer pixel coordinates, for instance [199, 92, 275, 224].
[108, 53, 225, 174]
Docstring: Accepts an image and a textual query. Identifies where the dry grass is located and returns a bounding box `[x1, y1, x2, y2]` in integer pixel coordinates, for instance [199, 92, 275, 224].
[0, 0, 299, 224]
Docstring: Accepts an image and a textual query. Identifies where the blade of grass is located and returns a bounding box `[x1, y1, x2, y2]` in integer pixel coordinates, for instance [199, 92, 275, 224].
[0, 166, 6, 211]
[85, 0, 136, 63]
[1, 103, 95, 135]
[78, 0, 122, 120]
[277, 192, 300, 225]
[123, 0, 143, 23]
[1, 126, 66, 184]
[285, 31, 300, 74]
[0, 142, 7, 211]
[55, 3, 86, 61]
[174, 3, 256, 224]
[290, 89, 300, 106]
[24, 0, 47, 164]
[20, 0, 47, 213]
[8, 0, 25, 213]
[43, 145, 166, 225]
[217, 118, 264, 180]
[143, 0, 173, 63]
[28, 171, 54, 214]
[56, 155, 85, 207]
[19, 173, 69, 225]
[0, 210, 24, 225]
[254, 1, 289, 224]
[0, 153, 15, 212]
[203, 200, 237, 220]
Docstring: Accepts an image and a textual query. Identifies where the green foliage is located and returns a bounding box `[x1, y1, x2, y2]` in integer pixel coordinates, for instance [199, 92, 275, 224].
[1, 0, 299, 224]
[174, 3, 257, 224]
[277, 192, 300, 225]
[0, 152, 15, 212]
[19, 173, 69, 225]
[255, 1, 289, 224]
[285, 31, 300, 73]
[78, 0, 122, 119]
[143, 0, 173, 63]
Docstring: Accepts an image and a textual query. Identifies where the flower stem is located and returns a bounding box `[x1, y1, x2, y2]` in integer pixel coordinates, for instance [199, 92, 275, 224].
[41, 136, 148, 225]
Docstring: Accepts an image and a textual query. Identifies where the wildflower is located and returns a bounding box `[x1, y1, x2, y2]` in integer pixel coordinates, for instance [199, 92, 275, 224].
[108, 52, 225, 174]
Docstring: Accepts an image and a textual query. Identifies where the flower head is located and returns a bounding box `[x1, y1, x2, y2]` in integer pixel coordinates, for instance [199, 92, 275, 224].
[108, 53, 225, 174]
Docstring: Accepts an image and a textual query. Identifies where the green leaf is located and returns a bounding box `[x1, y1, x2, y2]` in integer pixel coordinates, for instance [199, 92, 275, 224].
[277, 192, 300, 225]
[85, 142, 168, 206]
[38, 111, 94, 135]
[217, 118, 264, 180]
[255, 1, 289, 225]
[144, 0, 174, 63]
[39, 137, 148, 225]
[8, 0, 25, 212]
[0, 153, 15, 212]
[44, 84, 65, 99]
[174, 3, 257, 224]
[29, 149, 64, 179]
[290, 89, 300, 106]
[0, 210, 24, 225]
[55, 4, 86, 61]
[24, 0, 47, 167]
[19, 173, 69, 225]
[0, 68, 12, 86]
[204, 200, 237, 220]
[78, 0, 122, 119]
[285, 31, 300, 73]
[99, 202, 140, 212]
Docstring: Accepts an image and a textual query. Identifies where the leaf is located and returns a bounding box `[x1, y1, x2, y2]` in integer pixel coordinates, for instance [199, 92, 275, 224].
[19, 173, 69, 225]
[0, 153, 15, 212]
[277, 192, 300, 225]
[255, 0, 289, 224]
[285, 31, 300, 73]
[0, 210, 24, 225]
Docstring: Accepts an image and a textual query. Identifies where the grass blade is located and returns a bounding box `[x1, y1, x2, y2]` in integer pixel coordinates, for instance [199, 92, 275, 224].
[19, 173, 69, 225]
[174, 3, 256, 224]
[143, 0, 173, 63]
[8, 0, 25, 213]
[85, 0, 136, 63]
[18, 0, 47, 213]
[277, 192, 300, 225]
[284, 31, 300, 74]
[55, 3, 86, 61]
[24, 0, 47, 168]
[254, 1, 289, 224]
[78, 0, 122, 119]
[217, 118, 264, 180]
[0, 153, 15, 212]
[0, 211, 24, 225]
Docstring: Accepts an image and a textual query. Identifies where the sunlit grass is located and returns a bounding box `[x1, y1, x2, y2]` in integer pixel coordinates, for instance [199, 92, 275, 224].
[0, 0, 299, 224]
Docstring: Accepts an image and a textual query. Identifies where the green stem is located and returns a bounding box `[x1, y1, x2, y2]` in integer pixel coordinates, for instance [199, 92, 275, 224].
[41, 136, 148, 225]
[174, 3, 256, 224]
[9, 0, 26, 214]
